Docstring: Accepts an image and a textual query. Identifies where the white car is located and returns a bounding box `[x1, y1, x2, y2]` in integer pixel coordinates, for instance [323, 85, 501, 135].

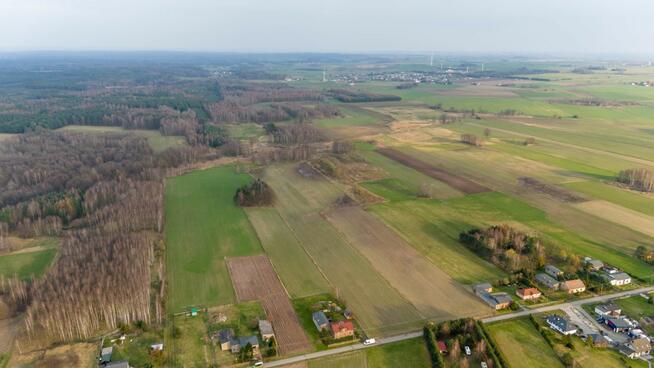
[363, 338, 376, 345]
[464, 346, 471, 355]
[253, 362, 264, 367]
[481, 363, 488, 368]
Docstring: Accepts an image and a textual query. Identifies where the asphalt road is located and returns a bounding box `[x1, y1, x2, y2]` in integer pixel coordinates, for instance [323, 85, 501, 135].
[264, 286, 654, 367]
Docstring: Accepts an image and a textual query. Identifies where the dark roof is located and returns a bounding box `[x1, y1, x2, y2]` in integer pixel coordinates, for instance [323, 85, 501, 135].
[546, 315, 576, 333]
[535, 273, 559, 287]
[312, 311, 329, 327]
[596, 303, 621, 313]
[239, 335, 259, 347]
[606, 317, 630, 329]
[105, 362, 130, 368]
[218, 328, 234, 342]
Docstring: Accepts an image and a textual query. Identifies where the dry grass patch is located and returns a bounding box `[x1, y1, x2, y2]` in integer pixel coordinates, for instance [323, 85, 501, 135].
[574, 200, 654, 238]
[8, 342, 96, 368]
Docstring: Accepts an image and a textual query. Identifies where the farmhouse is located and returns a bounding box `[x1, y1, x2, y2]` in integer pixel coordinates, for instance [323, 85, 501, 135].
[312, 311, 329, 331]
[602, 269, 632, 286]
[218, 328, 235, 351]
[473, 282, 493, 295]
[478, 292, 512, 310]
[330, 320, 355, 339]
[259, 320, 275, 341]
[546, 315, 577, 335]
[605, 316, 632, 333]
[584, 257, 604, 271]
[544, 265, 563, 278]
[619, 337, 651, 359]
[560, 279, 586, 294]
[595, 303, 621, 317]
[516, 287, 541, 301]
[535, 273, 560, 290]
[230, 335, 260, 354]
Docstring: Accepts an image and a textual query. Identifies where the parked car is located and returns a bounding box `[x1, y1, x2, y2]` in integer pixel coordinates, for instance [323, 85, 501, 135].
[253, 362, 264, 367]
[363, 338, 376, 345]
[464, 346, 471, 355]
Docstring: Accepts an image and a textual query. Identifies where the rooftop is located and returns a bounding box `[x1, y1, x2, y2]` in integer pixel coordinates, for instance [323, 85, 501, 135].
[330, 320, 354, 334]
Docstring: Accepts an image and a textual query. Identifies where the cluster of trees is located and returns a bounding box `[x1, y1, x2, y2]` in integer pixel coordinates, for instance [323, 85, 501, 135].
[205, 101, 340, 124]
[617, 168, 654, 192]
[635, 245, 654, 264]
[460, 134, 484, 147]
[424, 319, 502, 368]
[459, 225, 546, 273]
[220, 81, 322, 105]
[269, 123, 325, 145]
[328, 89, 401, 103]
[234, 179, 274, 207]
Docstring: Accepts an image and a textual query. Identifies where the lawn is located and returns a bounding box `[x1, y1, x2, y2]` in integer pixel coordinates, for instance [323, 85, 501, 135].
[169, 316, 208, 368]
[486, 318, 563, 368]
[0, 248, 57, 280]
[306, 338, 430, 368]
[245, 207, 330, 298]
[165, 165, 262, 312]
[59, 125, 186, 153]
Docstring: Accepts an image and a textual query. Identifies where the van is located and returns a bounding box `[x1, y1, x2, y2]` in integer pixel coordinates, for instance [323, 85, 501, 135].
[363, 338, 376, 345]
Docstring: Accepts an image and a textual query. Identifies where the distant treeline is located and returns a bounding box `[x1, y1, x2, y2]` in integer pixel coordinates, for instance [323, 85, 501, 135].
[617, 168, 654, 192]
[327, 89, 401, 103]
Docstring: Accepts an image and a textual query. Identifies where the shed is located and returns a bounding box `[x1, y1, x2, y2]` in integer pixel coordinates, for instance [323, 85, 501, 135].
[259, 320, 275, 341]
[312, 311, 329, 331]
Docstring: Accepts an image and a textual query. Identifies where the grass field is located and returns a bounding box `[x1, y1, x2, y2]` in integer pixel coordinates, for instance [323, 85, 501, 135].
[59, 125, 186, 152]
[564, 181, 654, 217]
[264, 164, 423, 335]
[315, 105, 382, 128]
[245, 207, 330, 298]
[486, 318, 563, 368]
[226, 123, 265, 140]
[306, 337, 430, 368]
[0, 238, 59, 280]
[165, 165, 262, 311]
[574, 200, 654, 238]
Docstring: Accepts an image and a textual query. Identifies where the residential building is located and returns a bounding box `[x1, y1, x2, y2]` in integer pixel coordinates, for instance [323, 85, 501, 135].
[478, 292, 512, 310]
[473, 282, 493, 296]
[594, 303, 621, 317]
[602, 269, 632, 286]
[560, 279, 586, 294]
[516, 287, 542, 301]
[437, 341, 448, 353]
[584, 257, 604, 271]
[312, 311, 329, 331]
[620, 337, 651, 359]
[218, 329, 235, 351]
[258, 320, 274, 341]
[330, 320, 355, 339]
[544, 265, 563, 278]
[546, 315, 577, 335]
[587, 334, 609, 348]
[230, 335, 259, 354]
[605, 316, 632, 333]
[105, 362, 130, 368]
[535, 273, 560, 290]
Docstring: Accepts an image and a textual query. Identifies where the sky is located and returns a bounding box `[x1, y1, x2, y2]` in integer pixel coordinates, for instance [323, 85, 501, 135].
[1, 0, 653, 56]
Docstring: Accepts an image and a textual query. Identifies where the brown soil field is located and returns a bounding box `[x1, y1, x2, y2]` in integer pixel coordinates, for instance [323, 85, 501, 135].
[519, 177, 588, 203]
[226, 255, 311, 355]
[326, 206, 490, 321]
[377, 148, 490, 194]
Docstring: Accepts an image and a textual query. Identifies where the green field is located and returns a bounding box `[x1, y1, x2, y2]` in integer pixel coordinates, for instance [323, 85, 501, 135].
[58, 125, 186, 152]
[0, 247, 57, 280]
[315, 106, 382, 128]
[486, 318, 563, 368]
[226, 123, 266, 140]
[165, 166, 262, 311]
[264, 164, 423, 335]
[245, 207, 330, 298]
[307, 338, 430, 368]
[564, 181, 654, 217]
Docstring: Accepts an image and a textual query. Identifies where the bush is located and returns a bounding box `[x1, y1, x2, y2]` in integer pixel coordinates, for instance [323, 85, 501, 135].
[234, 179, 274, 207]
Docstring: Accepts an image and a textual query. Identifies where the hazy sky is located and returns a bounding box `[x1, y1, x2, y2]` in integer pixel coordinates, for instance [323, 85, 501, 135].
[1, 0, 653, 55]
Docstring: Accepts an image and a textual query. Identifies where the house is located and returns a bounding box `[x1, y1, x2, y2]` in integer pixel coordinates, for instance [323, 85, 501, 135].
[437, 341, 448, 353]
[602, 269, 632, 286]
[595, 303, 621, 317]
[312, 311, 329, 331]
[478, 292, 512, 310]
[546, 315, 577, 335]
[516, 287, 542, 301]
[100, 346, 113, 364]
[544, 265, 563, 278]
[584, 257, 604, 271]
[230, 335, 259, 354]
[605, 316, 631, 333]
[218, 328, 235, 351]
[473, 282, 493, 296]
[330, 320, 355, 339]
[620, 337, 651, 359]
[535, 273, 559, 290]
[105, 362, 130, 368]
[258, 320, 274, 341]
[587, 334, 609, 348]
[560, 279, 586, 294]
[343, 309, 354, 320]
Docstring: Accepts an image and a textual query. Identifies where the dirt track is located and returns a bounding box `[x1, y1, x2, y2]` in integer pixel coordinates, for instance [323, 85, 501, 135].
[377, 148, 490, 194]
[227, 255, 311, 355]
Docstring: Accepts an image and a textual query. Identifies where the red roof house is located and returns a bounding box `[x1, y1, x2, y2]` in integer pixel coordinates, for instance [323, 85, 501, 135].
[437, 341, 448, 353]
[330, 320, 355, 339]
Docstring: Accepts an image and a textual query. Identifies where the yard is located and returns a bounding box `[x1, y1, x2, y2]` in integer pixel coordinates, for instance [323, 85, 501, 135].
[305, 337, 430, 368]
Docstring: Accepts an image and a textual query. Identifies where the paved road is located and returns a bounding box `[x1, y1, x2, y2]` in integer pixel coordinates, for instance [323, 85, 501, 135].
[265, 331, 422, 367]
[265, 286, 654, 367]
